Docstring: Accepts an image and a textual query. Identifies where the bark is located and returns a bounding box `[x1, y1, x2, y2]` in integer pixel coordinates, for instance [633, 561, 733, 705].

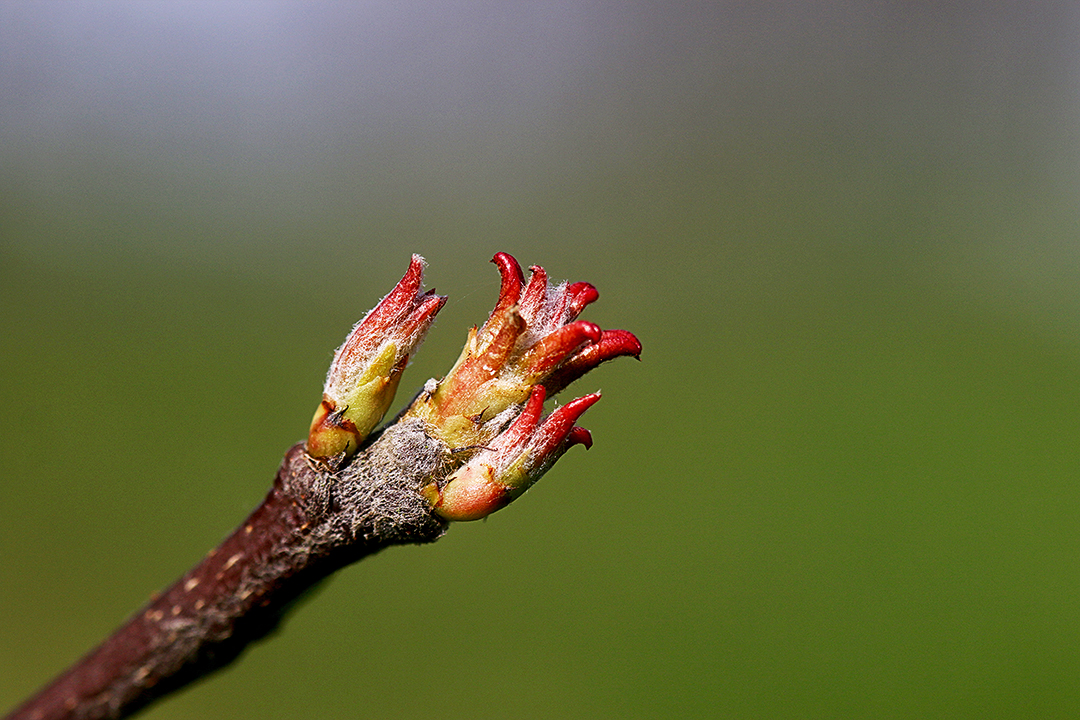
[5, 420, 450, 720]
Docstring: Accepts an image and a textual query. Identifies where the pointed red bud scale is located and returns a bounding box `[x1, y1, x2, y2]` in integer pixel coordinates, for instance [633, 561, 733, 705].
[473, 253, 525, 355]
[338, 255, 426, 364]
[397, 290, 447, 340]
[564, 282, 599, 320]
[518, 265, 549, 322]
[371, 254, 425, 319]
[542, 329, 641, 396]
[529, 392, 600, 460]
[520, 320, 602, 380]
[547, 391, 601, 430]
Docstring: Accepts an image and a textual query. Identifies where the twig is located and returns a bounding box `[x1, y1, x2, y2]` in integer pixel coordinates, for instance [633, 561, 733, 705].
[4, 253, 640, 720]
[7, 422, 447, 720]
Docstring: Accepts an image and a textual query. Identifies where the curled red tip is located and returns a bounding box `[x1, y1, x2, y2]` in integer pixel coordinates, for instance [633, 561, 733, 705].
[556, 391, 602, 424]
[521, 320, 603, 380]
[541, 329, 641, 396]
[566, 426, 593, 450]
[565, 282, 599, 320]
[602, 329, 642, 360]
[490, 252, 525, 318]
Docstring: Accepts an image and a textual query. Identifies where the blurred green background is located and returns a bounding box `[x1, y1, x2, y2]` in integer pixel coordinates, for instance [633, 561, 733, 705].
[2, 2, 1079, 718]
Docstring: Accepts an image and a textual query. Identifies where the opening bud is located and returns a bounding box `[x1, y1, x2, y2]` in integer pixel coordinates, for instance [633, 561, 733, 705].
[307, 255, 446, 462]
[422, 386, 600, 521]
[405, 252, 640, 449]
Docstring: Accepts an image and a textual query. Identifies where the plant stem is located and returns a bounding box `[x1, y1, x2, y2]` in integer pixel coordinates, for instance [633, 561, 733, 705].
[5, 420, 449, 720]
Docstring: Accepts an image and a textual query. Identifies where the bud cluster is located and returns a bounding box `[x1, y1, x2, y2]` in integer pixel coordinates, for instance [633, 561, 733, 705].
[406, 253, 640, 520]
[306, 252, 640, 521]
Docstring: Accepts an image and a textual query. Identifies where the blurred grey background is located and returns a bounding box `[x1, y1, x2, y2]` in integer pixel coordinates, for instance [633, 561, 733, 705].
[2, 2, 1079, 718]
